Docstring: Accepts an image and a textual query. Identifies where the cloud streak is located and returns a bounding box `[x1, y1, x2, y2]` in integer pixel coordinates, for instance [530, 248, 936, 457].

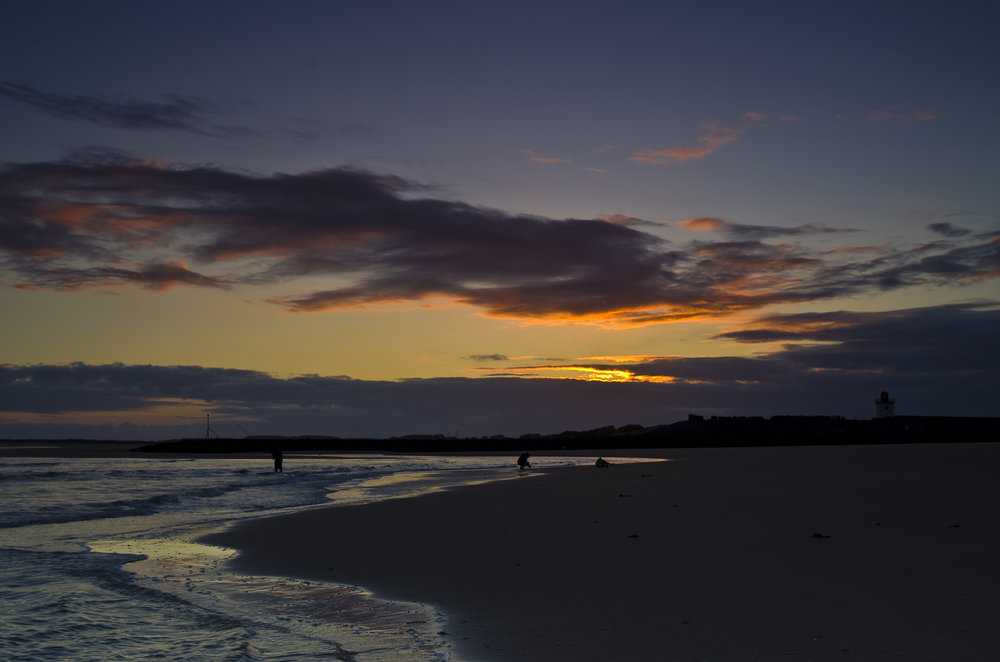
[13, 261, 230, 292]
[0, 80, 253, 137]
[675, 217, 857, 240]
[1, 153, 997, 326]
[861, 107, 944, 124]
[521, 149, 572, 164]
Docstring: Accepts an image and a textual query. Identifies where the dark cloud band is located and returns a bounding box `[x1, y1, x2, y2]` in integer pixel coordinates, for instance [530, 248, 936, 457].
[1, 154, 997, 324]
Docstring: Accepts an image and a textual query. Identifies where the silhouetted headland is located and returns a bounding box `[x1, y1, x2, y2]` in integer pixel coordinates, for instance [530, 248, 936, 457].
[126, 414, 1000, 454]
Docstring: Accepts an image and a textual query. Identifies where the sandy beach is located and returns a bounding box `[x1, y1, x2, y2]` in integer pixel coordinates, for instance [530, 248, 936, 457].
[204, 443, 1000, 661]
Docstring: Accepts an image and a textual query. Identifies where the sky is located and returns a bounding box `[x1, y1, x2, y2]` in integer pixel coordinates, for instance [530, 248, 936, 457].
[1, 0, 998, 440]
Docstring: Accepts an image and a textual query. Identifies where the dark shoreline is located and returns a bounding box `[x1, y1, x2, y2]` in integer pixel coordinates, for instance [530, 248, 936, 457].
[4, 414, 997, 455]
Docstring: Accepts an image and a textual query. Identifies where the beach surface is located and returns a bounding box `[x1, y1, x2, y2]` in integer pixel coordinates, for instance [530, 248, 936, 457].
[204, 443, 1000, 661]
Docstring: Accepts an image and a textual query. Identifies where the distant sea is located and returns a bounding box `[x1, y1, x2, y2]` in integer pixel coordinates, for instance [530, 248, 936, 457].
[1, 452, 623, 661]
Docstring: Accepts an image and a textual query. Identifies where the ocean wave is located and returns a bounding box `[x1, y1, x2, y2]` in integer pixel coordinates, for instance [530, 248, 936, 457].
[0, 548, 272, 662]
[2, 493, 181, 529]
[0, 469, 82, 482]
[1, 454, 612, 662]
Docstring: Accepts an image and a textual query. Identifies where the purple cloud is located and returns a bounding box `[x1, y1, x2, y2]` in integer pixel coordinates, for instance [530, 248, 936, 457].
[1, 153, 997, 325]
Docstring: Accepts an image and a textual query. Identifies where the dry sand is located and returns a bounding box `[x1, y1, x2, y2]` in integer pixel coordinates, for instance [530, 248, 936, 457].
[203, 443, 1000, 661]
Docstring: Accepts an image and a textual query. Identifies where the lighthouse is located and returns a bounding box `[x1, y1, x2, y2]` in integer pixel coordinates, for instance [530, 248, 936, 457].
[874, 391, 895, 418]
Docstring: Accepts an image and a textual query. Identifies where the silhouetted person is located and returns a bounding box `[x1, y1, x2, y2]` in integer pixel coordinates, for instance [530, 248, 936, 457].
[517, 452, 531, 470]
[271, 448, 283, 472]
[594, 457, 610, 468]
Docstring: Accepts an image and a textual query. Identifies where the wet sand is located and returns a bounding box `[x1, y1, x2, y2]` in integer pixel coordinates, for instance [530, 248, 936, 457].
[203, 443, 1000, 661]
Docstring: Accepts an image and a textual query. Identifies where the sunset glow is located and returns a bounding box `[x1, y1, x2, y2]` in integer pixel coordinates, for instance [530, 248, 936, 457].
[1, 2, 997, 438]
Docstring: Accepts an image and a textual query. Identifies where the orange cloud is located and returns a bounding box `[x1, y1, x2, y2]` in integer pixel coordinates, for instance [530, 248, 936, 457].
[578, 355, 670, 363]
[630, 126, 740, 163]
[521, 149, 572, 164]
[482, 362, 677, 383]
[677, 217, 727, 232]
[630, 113, 767, 164]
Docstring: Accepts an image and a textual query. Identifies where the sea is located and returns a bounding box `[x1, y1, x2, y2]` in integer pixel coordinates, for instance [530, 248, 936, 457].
[0, 450, 642, 661]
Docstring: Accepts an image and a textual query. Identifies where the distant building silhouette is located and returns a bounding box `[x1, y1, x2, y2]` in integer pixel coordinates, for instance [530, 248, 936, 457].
[874, 391, 895, 418]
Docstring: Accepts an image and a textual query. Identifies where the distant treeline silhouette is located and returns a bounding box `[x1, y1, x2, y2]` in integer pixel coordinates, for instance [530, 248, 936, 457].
[131, 415, 1000, 454]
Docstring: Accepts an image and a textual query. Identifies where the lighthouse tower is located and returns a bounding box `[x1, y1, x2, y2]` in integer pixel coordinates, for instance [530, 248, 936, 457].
[874, 391, 895, 418]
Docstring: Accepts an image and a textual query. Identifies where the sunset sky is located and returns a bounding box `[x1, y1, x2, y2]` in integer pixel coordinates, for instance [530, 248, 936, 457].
[2, 1, 998, 440]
